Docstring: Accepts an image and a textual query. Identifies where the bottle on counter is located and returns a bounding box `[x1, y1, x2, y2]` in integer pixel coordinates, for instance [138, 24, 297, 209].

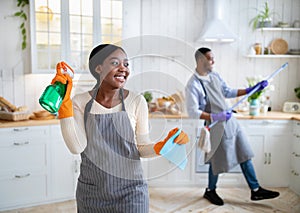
[265, 96, 272, 111]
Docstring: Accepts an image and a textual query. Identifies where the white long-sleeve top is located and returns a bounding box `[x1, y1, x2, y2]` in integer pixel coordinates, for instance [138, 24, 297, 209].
[60, 90, 157, 158]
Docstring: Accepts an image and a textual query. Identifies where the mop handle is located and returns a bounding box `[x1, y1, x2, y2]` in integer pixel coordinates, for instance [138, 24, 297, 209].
[208, 62, 288, 128]
[230, 62, 288, 110]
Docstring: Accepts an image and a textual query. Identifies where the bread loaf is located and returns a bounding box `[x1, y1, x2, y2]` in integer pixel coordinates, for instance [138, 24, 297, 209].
[0, 96, 17, 112]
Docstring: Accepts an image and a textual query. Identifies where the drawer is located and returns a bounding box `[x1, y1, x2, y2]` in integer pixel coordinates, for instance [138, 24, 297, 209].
[0, 172, 47, 209]
[293, 121, 300, 135]
[0, 126, 49, 146]
[0, 142, 47, 173]
[239, 120, 292, 133]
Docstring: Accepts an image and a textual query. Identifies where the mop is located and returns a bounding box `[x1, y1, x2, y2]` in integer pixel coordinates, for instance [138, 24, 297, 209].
[198, 62, 289, 153]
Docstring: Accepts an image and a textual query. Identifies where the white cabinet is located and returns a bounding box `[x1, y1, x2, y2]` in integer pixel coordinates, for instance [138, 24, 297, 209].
[239, 120, 292, 187]
[144, 118, 200, 186]
[0, 126, 49, 209]
[49, 125, 80, 200]
[290, 121, 300, 195]
[0, 124, 79, 211]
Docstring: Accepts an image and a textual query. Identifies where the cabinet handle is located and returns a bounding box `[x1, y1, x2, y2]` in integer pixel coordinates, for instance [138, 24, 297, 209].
[13, 127, 29, 132]
[167, 119, 180, 123]
[264, 153, 267, 164]
[268, 153, 271, 164]
[13, 141, 29, 146]
[15, 173, 30, 178]
[262, 120, 274, 125]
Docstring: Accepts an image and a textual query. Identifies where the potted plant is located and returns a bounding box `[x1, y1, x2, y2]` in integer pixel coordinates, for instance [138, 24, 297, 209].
[249, 1, 275, 30]
[246, 76, 275, 115]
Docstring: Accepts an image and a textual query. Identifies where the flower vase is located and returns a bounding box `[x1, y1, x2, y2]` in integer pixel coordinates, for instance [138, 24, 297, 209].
[249, 99, 260, 116]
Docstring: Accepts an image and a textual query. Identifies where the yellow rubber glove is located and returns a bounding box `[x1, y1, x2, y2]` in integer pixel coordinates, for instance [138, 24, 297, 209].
[51, 62, 74, 119]
[153, 128, 189, 155]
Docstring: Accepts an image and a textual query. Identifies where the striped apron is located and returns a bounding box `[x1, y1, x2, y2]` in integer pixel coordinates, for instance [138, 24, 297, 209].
[201, 75, 254, 175]
[76, 89, 149, 212]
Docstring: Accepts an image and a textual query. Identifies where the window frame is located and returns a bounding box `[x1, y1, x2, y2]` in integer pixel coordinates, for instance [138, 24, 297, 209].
[29, 0, 122, 74]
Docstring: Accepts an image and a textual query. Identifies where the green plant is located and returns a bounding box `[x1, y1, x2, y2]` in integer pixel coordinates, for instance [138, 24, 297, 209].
[246, 76, 265, 102]
[249, 1, 274, 31]
[143, 91, 153, 103]
[14, 0, 29, 50]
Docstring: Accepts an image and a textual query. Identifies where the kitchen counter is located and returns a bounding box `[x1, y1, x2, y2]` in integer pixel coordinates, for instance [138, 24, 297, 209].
[0, 111, 299, 128]
[149, 111, 300, 121]
[0, 118, 59, 128]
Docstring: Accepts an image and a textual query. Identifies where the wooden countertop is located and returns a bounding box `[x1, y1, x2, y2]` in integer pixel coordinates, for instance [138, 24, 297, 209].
[0, 111, 300, 128]
[148, 111, 300, 121]
[0, 118, 60, 128]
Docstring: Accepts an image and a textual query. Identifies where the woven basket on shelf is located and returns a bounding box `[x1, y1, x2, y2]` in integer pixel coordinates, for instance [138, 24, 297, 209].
[270, 38, 288, 55]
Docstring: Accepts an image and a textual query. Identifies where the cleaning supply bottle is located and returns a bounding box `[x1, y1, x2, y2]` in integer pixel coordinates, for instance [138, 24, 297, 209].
[39, 62, 74, 113]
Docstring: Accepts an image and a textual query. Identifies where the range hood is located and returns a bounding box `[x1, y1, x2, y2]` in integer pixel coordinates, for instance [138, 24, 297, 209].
[197, 0, 237, 43]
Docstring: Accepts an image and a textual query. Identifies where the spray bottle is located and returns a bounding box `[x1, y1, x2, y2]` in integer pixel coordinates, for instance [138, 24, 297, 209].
[39, 62, 74, 113]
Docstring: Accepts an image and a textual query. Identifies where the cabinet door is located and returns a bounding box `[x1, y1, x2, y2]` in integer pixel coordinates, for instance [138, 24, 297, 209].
[291, 121, 300, 195]
[242, 120, 292, 187]
[50, 125, 77, 199]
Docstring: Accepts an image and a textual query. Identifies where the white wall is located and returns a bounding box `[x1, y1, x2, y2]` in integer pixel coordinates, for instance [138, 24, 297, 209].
[0, 0, 299, 112]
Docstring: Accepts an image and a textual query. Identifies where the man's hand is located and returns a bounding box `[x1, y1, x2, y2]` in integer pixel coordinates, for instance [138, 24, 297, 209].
[211, 111, 232, 122]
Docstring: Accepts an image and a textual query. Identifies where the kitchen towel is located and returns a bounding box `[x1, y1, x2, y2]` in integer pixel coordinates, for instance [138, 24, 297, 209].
[159, 129, 188, 170]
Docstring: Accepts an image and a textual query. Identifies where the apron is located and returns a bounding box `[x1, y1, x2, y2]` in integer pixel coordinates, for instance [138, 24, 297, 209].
[200, 74, 254, 175]
[76, 88, 149, 213]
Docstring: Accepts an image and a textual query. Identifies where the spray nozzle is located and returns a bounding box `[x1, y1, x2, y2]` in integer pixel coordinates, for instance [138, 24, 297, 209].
[57, 61, 74, 79]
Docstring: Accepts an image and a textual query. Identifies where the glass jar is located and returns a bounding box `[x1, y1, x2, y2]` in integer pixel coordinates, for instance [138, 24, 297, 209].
[254, 43, 262, 55]
[249, 99, 260, 116]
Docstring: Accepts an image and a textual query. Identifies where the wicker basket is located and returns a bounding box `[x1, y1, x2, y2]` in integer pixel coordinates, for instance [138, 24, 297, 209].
[270, 38, 288, 55]
[0, 111, 31, 121]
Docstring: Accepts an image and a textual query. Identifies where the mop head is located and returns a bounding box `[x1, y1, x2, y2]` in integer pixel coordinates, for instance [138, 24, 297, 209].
[198, 127, 211, 153]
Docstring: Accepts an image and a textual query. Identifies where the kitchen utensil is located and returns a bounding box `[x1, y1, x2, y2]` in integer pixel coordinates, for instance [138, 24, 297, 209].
[270, 38, 288, 54]
[289, 49, 300, 55]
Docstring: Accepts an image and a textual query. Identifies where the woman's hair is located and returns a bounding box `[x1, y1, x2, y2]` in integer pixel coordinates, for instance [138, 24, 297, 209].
[89, 44, 126, 80]
[195, 47, 211, 61]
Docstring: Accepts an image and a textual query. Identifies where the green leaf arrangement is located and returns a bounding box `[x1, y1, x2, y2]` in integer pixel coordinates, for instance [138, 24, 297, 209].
[246, 77, 264, 102]
[14, 0, 29, 50]
[143, 91, 153, 103]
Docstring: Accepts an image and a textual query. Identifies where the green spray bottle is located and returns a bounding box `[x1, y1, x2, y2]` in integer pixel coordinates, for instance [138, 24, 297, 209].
[39, 62, 74, 113]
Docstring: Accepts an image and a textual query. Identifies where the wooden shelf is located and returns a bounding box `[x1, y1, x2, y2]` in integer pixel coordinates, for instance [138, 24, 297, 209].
[256, 27, 300, 32]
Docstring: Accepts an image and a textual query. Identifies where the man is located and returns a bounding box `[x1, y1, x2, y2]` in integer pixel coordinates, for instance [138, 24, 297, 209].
[185, 47, 279, 206]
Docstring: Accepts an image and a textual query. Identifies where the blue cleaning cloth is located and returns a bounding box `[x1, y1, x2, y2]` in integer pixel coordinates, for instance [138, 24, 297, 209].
[159, 129, 188, 170]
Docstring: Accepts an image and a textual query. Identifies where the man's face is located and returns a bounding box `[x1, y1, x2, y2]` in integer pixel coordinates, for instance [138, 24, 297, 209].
[204, 51, 215, 71]
[197, 51, 215, 74]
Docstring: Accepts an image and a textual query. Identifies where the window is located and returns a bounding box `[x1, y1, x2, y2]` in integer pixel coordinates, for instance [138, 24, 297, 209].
[30, 0, 123, 73]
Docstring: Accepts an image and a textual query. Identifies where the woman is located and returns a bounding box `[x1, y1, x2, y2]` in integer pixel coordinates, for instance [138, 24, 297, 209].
[52, 44, 188, 212]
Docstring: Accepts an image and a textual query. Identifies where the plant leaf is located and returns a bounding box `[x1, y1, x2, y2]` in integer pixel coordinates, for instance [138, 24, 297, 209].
[14, 11, 22, 17]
